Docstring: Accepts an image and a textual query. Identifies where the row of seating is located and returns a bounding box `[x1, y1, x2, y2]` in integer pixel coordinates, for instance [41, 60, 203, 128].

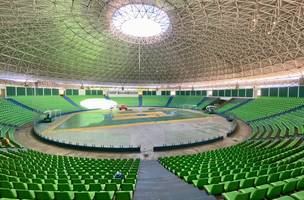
[0, 149, 140, 200]
[142, 96, 170, 107]
[217, 98, 247, 113]
[0, 98, 36, 127]
[168, 96, 204, 108]
[13, 96, 80, 113]
[250, 107, 304, 138]
[159, 139, 304, 199]
[227, 97, 304, 122]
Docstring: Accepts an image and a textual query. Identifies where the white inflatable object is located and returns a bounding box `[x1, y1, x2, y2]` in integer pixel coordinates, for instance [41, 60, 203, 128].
[80, 98, 117, 110]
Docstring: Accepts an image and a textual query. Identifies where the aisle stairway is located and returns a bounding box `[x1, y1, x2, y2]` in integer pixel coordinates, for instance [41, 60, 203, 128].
[134, 160, 215, 200]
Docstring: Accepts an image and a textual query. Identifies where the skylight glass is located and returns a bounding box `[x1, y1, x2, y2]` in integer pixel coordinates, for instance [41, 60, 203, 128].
[112, 4, 170, 38]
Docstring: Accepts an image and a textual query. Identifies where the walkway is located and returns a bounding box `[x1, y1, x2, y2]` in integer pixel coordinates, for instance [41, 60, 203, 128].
[134, 160, 216, 200]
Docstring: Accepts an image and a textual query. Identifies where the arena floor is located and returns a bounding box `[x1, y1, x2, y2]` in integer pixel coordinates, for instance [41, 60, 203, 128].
[35, 108, 233, 153]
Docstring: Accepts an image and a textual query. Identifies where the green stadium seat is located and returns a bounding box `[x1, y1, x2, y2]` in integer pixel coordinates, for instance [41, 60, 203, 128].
[89, 183, 104, 191]
[297, 178, 304, 190]
[0, 188, 17, 198]
[224, 180, 240, 192]
[291, 191, 304, 200]
[0, 181, 13, 189]
[240, 187, 268, 200]
[54, 191, 74, 200]
[58, 183, 73, 191]
[240, 178, 255, 189]
[94, 191, 114, 200]
[204, 183, 224, 195]
[259, 183, 283, 199]
[193, 178, 208, 189]
[104, 183, 120, 191]
[116, 191, 133, 200]
[223, 191, 250, 200]
[13, 182, 27, 190]
[42, 183, 58, 191]
[282, 179, 298, 194]
[0, 175, 9, 181]
[121, 183, 135, 191]
[28, 183, 42, 190]
[16, 189, 35, 199]
[35, 191, 55, 200]
[255, 175, 268, 186]
[74, 192, 95, 200]
[73, 183, 89, 191]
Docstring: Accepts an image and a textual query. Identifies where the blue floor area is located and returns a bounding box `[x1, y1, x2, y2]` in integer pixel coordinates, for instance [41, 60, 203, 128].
[134, 160, 216, 200]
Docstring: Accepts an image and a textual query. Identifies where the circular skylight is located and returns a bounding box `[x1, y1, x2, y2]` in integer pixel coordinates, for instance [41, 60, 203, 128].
[112, 4, 170, 38]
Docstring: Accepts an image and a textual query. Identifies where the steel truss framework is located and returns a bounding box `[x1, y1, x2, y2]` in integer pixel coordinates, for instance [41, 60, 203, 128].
[0, 0, 304, 84]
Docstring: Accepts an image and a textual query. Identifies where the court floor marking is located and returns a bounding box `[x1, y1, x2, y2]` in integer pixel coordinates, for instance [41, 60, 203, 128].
[44, 117, 211, 134]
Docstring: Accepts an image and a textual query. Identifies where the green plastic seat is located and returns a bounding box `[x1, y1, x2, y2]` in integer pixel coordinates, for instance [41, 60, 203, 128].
[32, 178, 44, 184]
[58, 179, 70, 184]
[224, 180, 240, 192]
[209, 176, 221, 184]
[240, 178, 255, 189]
[204, 183, 224, 195]
[222, 175, 234, 182]
[291, 168, 302, 178]
[234, 173, 246, 180]
[0, 175, 9, 181]
[73, 183, 89, 191]
[223, 191, 250, 200]
[42, 183, 58, 191]
[255, 175, 268, 186]
[0, 188, 17, 198]
[268, 173, 280, 183]
[282, 179, 298, 194]
[0, 181, 13, 189]
[8, 176, 19, 182]
[124, 178, 136, 184]
[94, 191, 114, 200]
[184, 174, 198, 183]
[72, 179, 84, 184]
[121, 183, 134, 191]
[104, 183, 120, 191]
[291, 191, 304, 200]
[98, 179, 109, 184]
[13, 182, 27, 190]
[28, 183, 42, 190]
[280, 171, 292, 181]
[45, 179, 57, 184]
[116, 191, 133, 200]
[193, 178, 208, 189]
[246, 171, 258, 178]
[85, 179, 96, 184]
[257, 184, 283, 199]
[58, 183, 73, 191]
[16, 189, 35, 199]
[297, 178, 304, 190]
[240, 187, 268, 200]
[89, 183, 104, 191]
[19, 177, 31, 183]
[74, 192, 95, 200]
[54, 191, 74, 200]
[35, 191, 55, 200]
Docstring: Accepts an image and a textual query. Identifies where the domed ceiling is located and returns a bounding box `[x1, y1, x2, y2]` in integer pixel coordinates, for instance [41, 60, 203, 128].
[0, 0, 304, 84]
